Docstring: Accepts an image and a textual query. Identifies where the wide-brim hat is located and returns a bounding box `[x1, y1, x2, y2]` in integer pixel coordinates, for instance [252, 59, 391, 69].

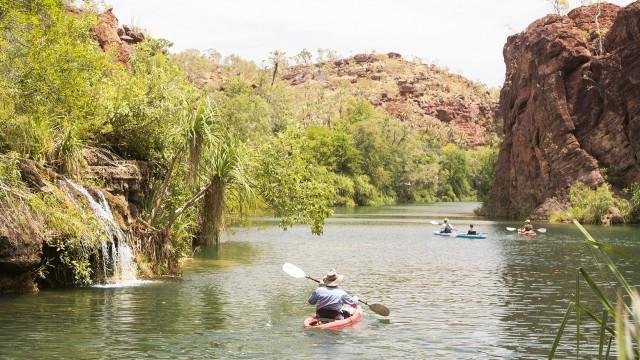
[323, 270, 344, 286]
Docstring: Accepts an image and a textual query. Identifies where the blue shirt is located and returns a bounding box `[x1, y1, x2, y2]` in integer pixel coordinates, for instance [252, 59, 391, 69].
[308, 286, 358, 311]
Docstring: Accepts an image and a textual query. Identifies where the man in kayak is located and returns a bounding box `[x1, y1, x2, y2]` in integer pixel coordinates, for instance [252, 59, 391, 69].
[520, 219, 534, 232]
[467, 224, 477, 235]
[308, 270, 359, 321]
[440, 218, 454, 233]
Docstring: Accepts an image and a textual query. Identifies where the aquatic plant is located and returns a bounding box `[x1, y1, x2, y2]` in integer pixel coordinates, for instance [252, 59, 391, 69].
[548, 220, 639, 359]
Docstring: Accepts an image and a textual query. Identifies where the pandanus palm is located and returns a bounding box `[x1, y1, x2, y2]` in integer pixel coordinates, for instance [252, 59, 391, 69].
[152, 98, 254, 248]
[182, 98, 254, 246]
[197, 133, 254, 246]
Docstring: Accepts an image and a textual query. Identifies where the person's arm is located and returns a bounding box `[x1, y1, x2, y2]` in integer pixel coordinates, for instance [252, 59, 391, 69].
[341, 292, 359, 305]
[308, 290, 319, 305]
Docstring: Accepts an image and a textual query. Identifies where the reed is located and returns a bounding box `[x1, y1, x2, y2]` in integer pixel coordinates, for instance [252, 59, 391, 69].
[548, 219, 639, 359]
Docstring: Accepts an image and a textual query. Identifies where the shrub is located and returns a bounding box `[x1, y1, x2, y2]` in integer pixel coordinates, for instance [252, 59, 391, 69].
[626, 183, 640, 222]
[564, 182, 629, 224]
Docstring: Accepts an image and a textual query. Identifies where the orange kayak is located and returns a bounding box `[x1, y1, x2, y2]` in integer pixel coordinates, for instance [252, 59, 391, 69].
[303, 304, 363, 330]
[518, 230, 536, 237]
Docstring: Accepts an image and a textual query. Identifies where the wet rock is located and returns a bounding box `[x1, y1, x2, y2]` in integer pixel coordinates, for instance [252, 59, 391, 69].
[0, 196, 42, 294]
[84, 149, 151, 218]
[488, 1, 640, 219]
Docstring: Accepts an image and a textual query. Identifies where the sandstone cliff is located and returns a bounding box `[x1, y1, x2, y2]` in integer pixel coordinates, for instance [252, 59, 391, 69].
[487, 2, 640, 219]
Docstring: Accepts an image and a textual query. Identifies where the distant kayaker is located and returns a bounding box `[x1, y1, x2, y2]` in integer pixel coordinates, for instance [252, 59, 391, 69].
[520, 219, 534, 232]
[308, 270, 359, 321]
[440, 218, 453, 233]
[467, 224, 477, 235]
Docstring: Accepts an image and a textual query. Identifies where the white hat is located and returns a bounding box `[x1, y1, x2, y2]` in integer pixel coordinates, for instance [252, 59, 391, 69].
[322, 270, 344, 286]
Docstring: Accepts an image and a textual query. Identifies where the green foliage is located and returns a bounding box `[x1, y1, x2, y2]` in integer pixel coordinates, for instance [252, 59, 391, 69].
[341, 97, 377, 124]
[30, 189, 104, 285]
[551, 182, 639, 224]
[306, 124, 361, 175]
[0, 0, 505, 283]
[0, 0, 113, 161]
[211, 78, 289, 141]
[254, 128, 334, 234]
[625, 183, 640, 222]
[104, 41, 196, 160]
[467, 146, 499, 205]
[353, 174, 381, 206]
[328, 173, 356, 207]
[563, 182, 627, 224]
[437, 144, 472, 201]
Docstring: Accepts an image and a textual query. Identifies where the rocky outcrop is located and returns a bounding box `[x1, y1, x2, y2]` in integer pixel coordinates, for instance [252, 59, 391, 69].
[0, 160, 45, 294]
[0, 154, 152, 294]
[487, 2, 640, 219]
[84, 149, 151, 220]
[0, 215, 41, 293]
[94, 8, 145, 64]
[282, 53, 498, 147]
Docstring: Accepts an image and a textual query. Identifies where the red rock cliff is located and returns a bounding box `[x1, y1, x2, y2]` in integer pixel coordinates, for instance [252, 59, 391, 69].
[487, 2, 640, 219]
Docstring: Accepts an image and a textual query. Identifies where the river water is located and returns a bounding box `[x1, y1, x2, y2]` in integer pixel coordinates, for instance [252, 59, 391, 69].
[1, 202, 639, 359]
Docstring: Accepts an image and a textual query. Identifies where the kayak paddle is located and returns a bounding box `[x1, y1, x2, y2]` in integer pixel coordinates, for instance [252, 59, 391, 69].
[506, 227, 547, 233]
[282, 262, 390, 317]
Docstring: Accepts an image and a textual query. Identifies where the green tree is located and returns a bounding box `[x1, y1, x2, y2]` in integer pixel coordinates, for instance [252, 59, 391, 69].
[293, 48, 313, 65]
[438, 144, 471, 201]
[254, 128, 334, 234]
[0, 0, 113, 170]
[197, 132, 254, 246]
[548, 0, 570, 15]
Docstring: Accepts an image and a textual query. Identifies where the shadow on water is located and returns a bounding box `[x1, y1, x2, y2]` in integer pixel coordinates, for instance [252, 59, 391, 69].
[182, 241, 260, 273]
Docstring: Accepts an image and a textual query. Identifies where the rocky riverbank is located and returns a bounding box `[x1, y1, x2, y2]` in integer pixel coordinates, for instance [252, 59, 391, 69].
[487, 1, 640, 219]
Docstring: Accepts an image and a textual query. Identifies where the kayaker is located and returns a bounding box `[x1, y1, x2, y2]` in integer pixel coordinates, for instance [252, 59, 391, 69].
[520, 219, 534, 232]
[308, 270, 359, 321]
[467, 224, 477, 235]
[440, 218, 453, 233]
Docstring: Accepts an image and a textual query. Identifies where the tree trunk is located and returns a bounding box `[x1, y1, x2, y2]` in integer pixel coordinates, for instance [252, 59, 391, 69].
[197, 175, 225, 247]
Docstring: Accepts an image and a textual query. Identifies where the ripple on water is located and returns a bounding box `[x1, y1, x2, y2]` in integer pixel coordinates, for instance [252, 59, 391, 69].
[0, 203, 639, 359]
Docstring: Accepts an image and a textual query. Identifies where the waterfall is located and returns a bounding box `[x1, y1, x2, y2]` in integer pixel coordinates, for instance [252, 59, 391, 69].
[60, 180, 139, 284]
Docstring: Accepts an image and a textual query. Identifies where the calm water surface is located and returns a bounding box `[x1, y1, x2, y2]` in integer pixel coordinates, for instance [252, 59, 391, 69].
[1, 202, 639, 359]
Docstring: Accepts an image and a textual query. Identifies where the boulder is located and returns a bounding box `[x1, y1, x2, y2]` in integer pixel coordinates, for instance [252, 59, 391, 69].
[487, 1, 640, 219]
[353, 53, 375, 64]
[94, 9, 130, 63]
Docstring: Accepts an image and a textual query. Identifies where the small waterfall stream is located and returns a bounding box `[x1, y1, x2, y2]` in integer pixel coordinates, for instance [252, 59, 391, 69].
[60, 179, 139, 285]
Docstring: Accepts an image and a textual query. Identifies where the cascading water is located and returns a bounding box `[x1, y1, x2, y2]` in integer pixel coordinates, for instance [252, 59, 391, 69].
[60, 179, 139, 285]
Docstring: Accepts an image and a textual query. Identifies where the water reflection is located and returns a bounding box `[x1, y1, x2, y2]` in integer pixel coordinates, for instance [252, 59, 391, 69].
[0, 203, 638, 359]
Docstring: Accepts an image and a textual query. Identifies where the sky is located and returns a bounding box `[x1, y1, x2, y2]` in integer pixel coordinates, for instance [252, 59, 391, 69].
[105, 0, 634, 87]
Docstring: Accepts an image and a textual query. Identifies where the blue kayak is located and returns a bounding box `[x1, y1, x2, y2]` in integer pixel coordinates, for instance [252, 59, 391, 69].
[455, 233, 487, 239]
[433, 231, 453, 237]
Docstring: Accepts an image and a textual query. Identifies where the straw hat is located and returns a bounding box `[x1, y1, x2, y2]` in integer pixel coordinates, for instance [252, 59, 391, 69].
[322, 270, 344, 287]
[525, 219, 531, 223]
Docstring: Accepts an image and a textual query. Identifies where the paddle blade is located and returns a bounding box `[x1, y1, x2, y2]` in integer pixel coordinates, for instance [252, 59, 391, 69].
[429, 220, 440, 225]
[369, 303, 390, 316]
[506, 227, 516, 231]
[537, 228, 547, 233]
[282, 263, 307, 279]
